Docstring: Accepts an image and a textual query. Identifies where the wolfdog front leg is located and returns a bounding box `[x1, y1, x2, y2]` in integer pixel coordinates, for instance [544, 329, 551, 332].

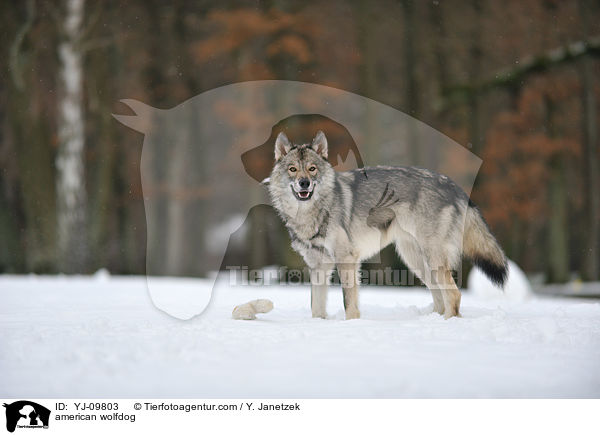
[310, 265, 333, 318]
[338, 261, 361, 320]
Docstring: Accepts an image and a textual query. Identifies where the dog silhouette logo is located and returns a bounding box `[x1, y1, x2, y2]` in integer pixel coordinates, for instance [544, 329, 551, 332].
[3, 401, 50, 432]
[113, 80, 481, 319]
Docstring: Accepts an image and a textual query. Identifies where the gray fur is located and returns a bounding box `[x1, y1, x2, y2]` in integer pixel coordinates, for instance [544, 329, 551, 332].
[268, 131, 507, 319]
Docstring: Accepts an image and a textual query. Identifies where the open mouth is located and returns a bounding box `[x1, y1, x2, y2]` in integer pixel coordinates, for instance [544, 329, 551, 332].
[291, 186, 314, 201]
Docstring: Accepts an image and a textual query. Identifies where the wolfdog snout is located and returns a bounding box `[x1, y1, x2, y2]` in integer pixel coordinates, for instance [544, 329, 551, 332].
[298, 178, 311, 189]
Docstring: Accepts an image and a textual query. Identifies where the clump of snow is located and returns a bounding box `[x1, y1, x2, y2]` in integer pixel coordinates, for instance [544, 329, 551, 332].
[232, 299, 274, 320]
[468, 259, 532, 302]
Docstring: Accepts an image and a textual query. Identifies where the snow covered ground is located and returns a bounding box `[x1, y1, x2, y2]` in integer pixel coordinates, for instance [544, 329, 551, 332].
[1, 274, 599, 398]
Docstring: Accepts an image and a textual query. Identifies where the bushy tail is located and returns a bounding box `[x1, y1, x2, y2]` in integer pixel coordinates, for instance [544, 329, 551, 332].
[463, 202, 508, 287]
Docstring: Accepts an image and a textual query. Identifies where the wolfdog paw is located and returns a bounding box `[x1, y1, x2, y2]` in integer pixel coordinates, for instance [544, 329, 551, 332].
[443, 310, 461, 320]
[433, 305, 445, 315]
[345, 309, 361, 320]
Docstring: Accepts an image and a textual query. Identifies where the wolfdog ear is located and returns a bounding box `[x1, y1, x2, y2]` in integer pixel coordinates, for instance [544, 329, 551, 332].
[274, 132, 292, 161]
[311, 131, 328, 159]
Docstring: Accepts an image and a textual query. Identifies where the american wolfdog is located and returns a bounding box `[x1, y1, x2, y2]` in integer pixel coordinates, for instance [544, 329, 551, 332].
[268, 131, 507, 319]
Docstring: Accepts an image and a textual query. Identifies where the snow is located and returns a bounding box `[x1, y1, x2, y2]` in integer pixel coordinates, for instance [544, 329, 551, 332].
[468, 259, 533, 302]
[1, 274, 599, 398]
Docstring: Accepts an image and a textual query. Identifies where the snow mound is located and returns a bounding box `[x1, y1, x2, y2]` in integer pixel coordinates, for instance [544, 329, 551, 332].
[468, 259, 532, 301]
[93, 268, 111, 281]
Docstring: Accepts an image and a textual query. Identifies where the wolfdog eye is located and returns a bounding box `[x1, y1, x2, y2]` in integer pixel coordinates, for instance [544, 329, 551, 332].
[288, 167, 297, 172]
[308, 166, 317, 172]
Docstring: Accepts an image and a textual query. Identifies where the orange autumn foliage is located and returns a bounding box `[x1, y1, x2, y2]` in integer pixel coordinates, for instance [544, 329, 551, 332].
[190, 8, 319, 73]
[478, 75, 581, 229]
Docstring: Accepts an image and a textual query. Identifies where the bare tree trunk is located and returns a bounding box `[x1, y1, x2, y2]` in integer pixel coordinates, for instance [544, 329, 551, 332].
[356, 0, 378, 161]
[56, 0, 88, 273]
[545, 97, 569, 283]
[548, 158, 569, 282]
[428, 0, 449, 173]
[401, 0, 420, 164]
[429, 1, 448, 103]
[165, 118, 190, 276]
[579, 0, 599, 280]
[7, 0, 58, 272]
[467, 0, 483, 155]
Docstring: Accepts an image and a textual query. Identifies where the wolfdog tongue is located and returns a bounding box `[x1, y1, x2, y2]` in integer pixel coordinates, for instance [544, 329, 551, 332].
[299, 191, 309, 198]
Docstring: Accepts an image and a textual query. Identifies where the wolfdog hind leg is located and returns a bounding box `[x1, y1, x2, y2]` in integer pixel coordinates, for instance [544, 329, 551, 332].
[429, 288, 445, 315]
[395, 238, 445, 315]
[438, 267, 461, 319]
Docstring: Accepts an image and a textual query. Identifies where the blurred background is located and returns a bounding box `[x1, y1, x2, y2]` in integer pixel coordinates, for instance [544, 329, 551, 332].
[0, 0, 598, 286]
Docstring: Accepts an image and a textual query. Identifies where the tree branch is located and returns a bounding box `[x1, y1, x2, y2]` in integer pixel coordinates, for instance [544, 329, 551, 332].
[438, 36, 600, 109]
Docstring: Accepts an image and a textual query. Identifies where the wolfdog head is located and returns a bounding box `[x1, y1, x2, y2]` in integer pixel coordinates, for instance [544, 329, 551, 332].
[268, 131, 336, 211]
